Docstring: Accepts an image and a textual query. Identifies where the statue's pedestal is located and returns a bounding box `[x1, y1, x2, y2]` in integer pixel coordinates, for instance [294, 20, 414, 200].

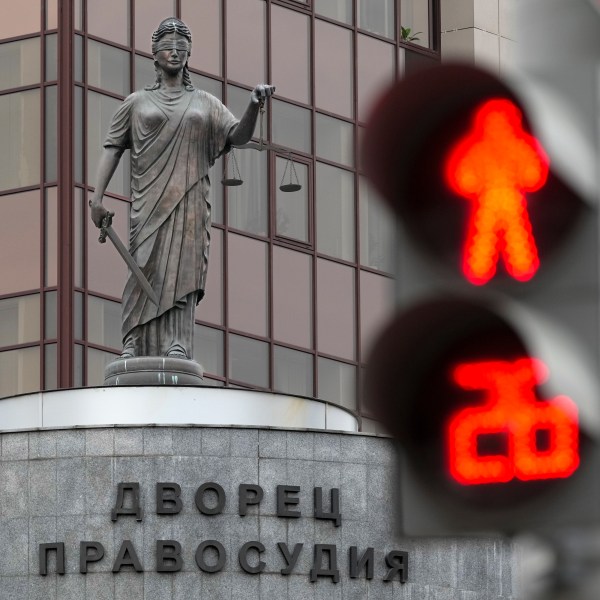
[104, 356, 204, 386]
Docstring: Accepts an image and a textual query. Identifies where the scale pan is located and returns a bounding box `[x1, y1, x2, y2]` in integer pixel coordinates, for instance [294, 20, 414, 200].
[222, 178, 243, 186]
[279, 183, 302, 192]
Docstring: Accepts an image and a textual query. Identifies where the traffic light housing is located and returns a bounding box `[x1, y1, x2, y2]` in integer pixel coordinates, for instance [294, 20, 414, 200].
[362, 63, 600, 535]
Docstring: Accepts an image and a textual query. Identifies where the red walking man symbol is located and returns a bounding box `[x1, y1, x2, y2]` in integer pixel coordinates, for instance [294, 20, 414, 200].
[446, 99, 549, 285]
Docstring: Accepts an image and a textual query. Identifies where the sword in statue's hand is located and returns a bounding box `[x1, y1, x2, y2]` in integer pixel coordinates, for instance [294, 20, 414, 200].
[98, 214, 160, 307]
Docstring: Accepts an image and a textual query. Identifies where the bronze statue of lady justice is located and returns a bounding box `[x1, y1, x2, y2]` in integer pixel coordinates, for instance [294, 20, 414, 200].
[90, 18, 274, 364]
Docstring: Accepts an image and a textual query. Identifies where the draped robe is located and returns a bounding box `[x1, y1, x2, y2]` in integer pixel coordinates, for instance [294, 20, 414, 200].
[104, 87, 238, 347]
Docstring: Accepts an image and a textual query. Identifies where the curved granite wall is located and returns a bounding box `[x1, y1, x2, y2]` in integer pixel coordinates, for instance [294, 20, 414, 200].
[0, 426, 518, 599]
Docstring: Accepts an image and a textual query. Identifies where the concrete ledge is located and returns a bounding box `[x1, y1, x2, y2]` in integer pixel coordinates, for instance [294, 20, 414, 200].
[0, 386, 359, 433]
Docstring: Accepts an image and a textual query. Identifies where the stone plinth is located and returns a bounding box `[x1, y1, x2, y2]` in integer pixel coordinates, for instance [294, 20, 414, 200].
[104, 356, 204, 386]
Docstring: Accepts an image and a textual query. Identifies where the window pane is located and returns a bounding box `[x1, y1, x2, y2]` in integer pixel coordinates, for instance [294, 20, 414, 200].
[273, 247, 312, 349]
[135, 54, 155, 91]
[74, 343, 83, 386]
[87, 91, 130, 196]
[45, 33, 57, 80]
[229, 334, 268, 388]
[87, 39, 130, 96]
[46, 0, 57, 29]
[87, 347, 118, 386]
[44, 343, 57, 390]
[271, 6, 310, 104]
[227, 149, 268, 236]
[195, 227, 223, 325]
[0, 346, 40, 398]
[74, 188, 84, 287]
[401, 0, 430, 48]
[74, 87, 83, 182]
[227, 85, 256, 137]
[0, 0, 40, 38]
[0, 294, 40, 347]
[276, 157, 309, 243]
[74, 35, 83, 82]
[88, 295, 121, 350]
[87, 196, 129, 298]
[357, 34, 395, 121]
[358, 0, 395, 39]
[226, 0, 266, 86]
[315, 21, 353, 119]
[87, 0, 129, 46]
[318, 357, 356, 410]
[182, 0, 222, 76]
[317, 259, 355, 360]
[227, 234, 268, 337]
[316, 113, 354, 168]
[274, 346, 313, 397]
[45, 290, 57, 339]
[360, 270, 394, 357]
[193, 324, 224, 376]
[272, 99, 311, 154]
[0, 89, 40, 190]
[0, 37, 40, 91]
[0, 190, 40, 295]
[315, 0, 352, 25]
[45, 187, 57, 286]
[45, 85, 57, 182]
[190, 73, 222, 99]
[135, 0, 176, 53]
[316, 163, 355, 262]
[359, 176, 395, 272]
[210, 156, 223, 224]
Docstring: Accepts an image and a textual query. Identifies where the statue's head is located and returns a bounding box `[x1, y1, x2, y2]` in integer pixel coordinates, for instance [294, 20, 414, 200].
[148, 17, 194, 91]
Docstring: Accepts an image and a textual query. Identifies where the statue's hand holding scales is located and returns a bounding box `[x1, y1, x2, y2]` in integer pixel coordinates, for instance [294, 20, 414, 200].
[88, 17, 275, 361]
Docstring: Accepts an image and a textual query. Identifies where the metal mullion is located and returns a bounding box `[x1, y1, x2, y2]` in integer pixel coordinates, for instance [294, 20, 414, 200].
[316, 349, 358, 367]
[0, 83, 42, 96]
[86, 84, 126, 102]
[272, 338, 317, 357]
[40, 0, 47, 389]
[176, 0, 181, 18]
[0, 341, 42, 354]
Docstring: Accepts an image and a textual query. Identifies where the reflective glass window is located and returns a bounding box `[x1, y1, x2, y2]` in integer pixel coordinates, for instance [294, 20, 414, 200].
[74, 87, 83, 183]
[193, 324, 224, 376]
[87, 196, 129, 298]
[210, 156, 223, 225]
[45, 187, 57, 287]
[317, 259, 355, 360]
[271, 5, 310, 104]
[316, 163, 355, 262]
[47, 0, 57, 29]
[229, 334, 269, 388]
[227, 149, 268, 236]
[195, 227, 223, 325]
[275, 157, 309, 243]
[182, 0, 222, 76]
[360, 270, 394, 356]
[135, 0, 176, 54]
[0, 0, 40, 38]
[74, 343, 83, 386]
[189, 73, 222, 99]
[272, 99, 311, 154]
[315, 21, 353, 119]
[87, 91, 130, 197]
[87, 0, 129, 46]
[357, 34, 395, 122]
[0, 294, 40, 347]
[44, 343, 57, 390]
[315, 0, 353, 25]
[88, 295, 122, 350]
[227, 85, 257, 138]
[45, 290, 57, 339]
[87, 40, 130, 96]
[74, 291, 83, 340]
[134, 54, 156, 91]
[0, 190, 40, 295]
[0, 346, 40, 398]
[74, 188, 84, 287]
[0, 89, 40, 191]
[315, 113, 354, 168]
[273, 246, 312, 349]
[87, 347, 119, 386]
[226, 0, 266, 86]
[45, 33, 57, 81]
[74, 35, 83, 82]
[401, 0, 430, 48]
[45, 85, 57, 182]
[358, 0, 395, 39]
[0, 37, 40, 91]
[318, 356, 356, 410]
[359, 176, 395, 272]
[274, 346, 313, 397]
[227, 234, 268, 337]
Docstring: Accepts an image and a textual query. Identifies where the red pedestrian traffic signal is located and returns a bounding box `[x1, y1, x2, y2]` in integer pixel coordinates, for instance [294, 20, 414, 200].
[446, 99, 549, 285]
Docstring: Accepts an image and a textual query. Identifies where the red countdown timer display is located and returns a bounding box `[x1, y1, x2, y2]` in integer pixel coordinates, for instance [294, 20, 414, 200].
[447, 358, 580, 486]
[446, 99, 549, 285]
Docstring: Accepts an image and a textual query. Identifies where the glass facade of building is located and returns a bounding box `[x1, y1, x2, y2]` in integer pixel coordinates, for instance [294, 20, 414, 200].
[0, 0, 440, 428]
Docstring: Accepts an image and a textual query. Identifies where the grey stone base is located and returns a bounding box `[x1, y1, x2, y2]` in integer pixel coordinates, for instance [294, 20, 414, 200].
[104, 357, 204, 386]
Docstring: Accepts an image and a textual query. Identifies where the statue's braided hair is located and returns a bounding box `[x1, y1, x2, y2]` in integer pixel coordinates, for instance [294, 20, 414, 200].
[146, 17, 194, 91]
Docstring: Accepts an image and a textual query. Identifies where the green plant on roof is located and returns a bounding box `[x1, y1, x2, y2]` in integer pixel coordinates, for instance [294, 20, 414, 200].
[401, 26, 422, 42]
